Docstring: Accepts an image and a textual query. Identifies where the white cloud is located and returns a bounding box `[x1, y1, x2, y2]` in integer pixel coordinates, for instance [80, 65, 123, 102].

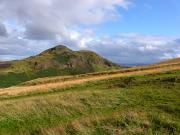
[0, 0, 130, 40]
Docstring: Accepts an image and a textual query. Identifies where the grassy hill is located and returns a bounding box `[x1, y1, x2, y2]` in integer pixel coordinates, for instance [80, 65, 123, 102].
[0, 45, 120, 88]
[0, 63, 179, 134]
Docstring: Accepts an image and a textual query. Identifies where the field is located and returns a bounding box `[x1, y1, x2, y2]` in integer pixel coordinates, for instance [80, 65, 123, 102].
[0, 59, 179, 135]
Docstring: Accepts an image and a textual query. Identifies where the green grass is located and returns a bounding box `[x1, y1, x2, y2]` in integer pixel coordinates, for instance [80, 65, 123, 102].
[0, 71, 179, 135]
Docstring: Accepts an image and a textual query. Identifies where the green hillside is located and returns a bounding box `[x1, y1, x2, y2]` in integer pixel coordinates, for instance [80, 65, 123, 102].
[0, 45, 120, 88]
[0, 70, 179, 135]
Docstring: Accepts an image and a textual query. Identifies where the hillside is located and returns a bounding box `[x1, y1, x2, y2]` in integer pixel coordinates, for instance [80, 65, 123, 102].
[26, 45, 119, 72]
[0, 58, 179, 135]
[0, 45, 120, 88]
[157, 57, 180, 64]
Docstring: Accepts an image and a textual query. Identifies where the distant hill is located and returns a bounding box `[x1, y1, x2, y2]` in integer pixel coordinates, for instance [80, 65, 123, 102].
[157, 58, 180, 65]
[0, 45, 121, 87]
[26, 45, 120, 73]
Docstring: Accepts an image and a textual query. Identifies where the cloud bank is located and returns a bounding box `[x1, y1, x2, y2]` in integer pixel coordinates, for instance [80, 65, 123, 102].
[0, 0, 179, 65]
[88, 34, 180, 65]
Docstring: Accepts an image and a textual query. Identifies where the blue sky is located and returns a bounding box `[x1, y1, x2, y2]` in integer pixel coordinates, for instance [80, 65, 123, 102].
[97, 0, 180, 36]
[0, 0, 180, 65]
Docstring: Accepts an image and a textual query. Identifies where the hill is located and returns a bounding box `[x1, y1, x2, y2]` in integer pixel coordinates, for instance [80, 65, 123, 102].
[157, 57, 180, 64]
[0, 58, 179, 135]
[0, 45, 120, 88]
[26, 45, 119, 72]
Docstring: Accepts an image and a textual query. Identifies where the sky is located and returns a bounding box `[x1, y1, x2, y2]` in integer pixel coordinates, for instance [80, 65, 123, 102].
[0, 0, 180, 65]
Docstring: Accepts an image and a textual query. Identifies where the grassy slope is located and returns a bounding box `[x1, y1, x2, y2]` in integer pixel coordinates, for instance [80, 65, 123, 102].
[0, 70, 179, 135]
